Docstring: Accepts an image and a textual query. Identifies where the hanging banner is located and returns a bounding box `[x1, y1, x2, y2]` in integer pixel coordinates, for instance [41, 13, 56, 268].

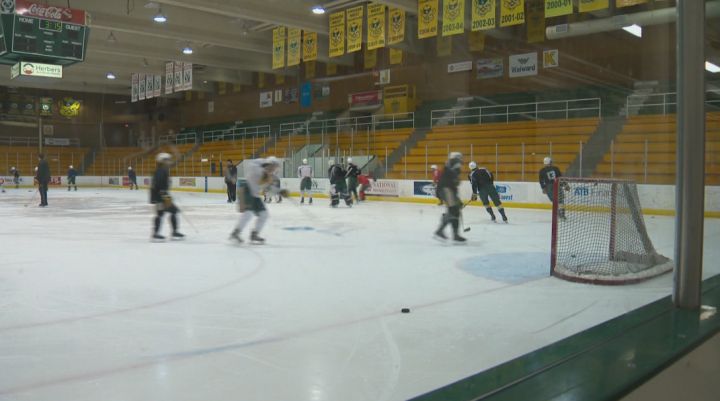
[131, 73, 138, 103]
[389, 47, 403, 64]
[272, 26, 286, 69]
[469, 31, 485, 52]
[329, 11, 345, 57]
[437, 35, 452, 57]
[442, 0, 465, 36]
[305, 60, 316, 79]
[543, 49, 559, 68]
[138, 74, 146, 100]
[346, 6, 364, 53]
[500, 0, 525, 27]
[165, 62, 173, 95]
[364, 48, 377, 69]
[579, 0, 608, 13]
[303, 31, 318, 61]
[326, 62, 337, 76]
[301, 82, 312, 108]
[367, 3, 386, 50]
[472, 0, 496, 31]
[545, 0, 572, 18]
[146, 75, 154, 99]
[527, 2, 545, 43]
[218, 82, 227, 95]
[418, 0, 438, 39]
[259, 91, 273, 108]
[287, 28, 301, 66]
[174, 61, 183, 92]
[183, 63, 193, 91]
[154, 75, 162, 97]
[388, 8, 405, 44]
[616, 0, 646, 7]
[509, 52, 538, 77]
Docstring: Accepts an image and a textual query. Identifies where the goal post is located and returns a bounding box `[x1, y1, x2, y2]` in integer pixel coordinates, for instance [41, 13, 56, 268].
[551, 177, 673, 285]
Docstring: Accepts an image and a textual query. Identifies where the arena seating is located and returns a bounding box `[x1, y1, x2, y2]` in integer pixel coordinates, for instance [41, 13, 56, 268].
[0, 146, 89, 178]
[89, 144, 196, 177]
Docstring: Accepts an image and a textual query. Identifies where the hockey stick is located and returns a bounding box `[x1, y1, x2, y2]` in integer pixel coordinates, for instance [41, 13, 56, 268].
[24, 189, 39, 207]
[179, 210, 200, 234]
[460, 211, 471, 232]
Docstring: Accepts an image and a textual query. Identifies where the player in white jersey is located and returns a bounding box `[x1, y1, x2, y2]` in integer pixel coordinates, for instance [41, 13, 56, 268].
[297, 158, 314, 204]
[229, 157, 288, 244]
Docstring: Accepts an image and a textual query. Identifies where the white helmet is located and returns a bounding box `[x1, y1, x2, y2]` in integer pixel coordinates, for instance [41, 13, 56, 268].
[128, 166, 133, 170]
[11, 166, 15, 170]
[469, 161, 477, 170]
[328, 158, 335, 166]
[156, 152, 172, 162]
[347, 157, 353, 163]
[449, 152, 463, 161]
[431, 164, 438, 170]
[543, 157, 552, 165]
[302, 158, 308, 165]
[264, 156, 280, 166]
[35, 167, 38, 171]
[69, 165, 74, 169]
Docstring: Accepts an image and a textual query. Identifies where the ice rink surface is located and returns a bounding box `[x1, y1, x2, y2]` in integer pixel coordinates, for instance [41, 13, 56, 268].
[1, 187, 718, 401]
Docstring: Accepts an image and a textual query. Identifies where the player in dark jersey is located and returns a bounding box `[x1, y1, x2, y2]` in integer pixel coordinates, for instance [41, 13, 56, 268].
[128, 166, 138, 189]
[67, 165, 78, 191]
[468, 162, 507, 223]
[328, 159, 352, 207]
[345, 158, 361, 203]
[150, 153, 184, 241]
[11, 167, 20, 188]
[434, 152, 466, 243]
[539, 157, 567, 218]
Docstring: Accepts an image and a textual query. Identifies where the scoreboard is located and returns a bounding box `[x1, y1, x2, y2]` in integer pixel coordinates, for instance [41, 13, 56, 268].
[0, 0, 89, 66]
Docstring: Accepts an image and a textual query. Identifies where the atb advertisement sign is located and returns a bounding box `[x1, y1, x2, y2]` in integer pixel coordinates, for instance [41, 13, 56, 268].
[413, 181, 436, 197]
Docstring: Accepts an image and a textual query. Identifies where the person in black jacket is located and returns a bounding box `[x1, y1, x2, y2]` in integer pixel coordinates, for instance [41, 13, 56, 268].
[128, 166, 138, 190]
[328, 159, 352, 207]
[468, 162, 507, 223]
[67, 165, 78, 191]
[434, 152, 466, 243]
[539, 157, 563, 202]
[345, 158, 361, 203]
[225, 159, 238, 203]
[11, 167, 20, 189]
[150, 153, 184, 241]
[37, 154, 50, 207]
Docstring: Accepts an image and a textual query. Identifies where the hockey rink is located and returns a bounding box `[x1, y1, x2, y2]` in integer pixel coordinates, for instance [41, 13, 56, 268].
[1, 187, 719, 401]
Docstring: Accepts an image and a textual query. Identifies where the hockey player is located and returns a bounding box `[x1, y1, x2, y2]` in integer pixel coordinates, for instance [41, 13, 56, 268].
[539, 157, 567, 218]
[357, 174, 371, 201]
[128, 166, 138, 190]
[328, 159, 352, 207]
[431, 164, 442, 205]
[150, 153, 184, 241]
[67, 165, 78, 191]
[468, 162, 507, 223]
[434, 152, 466, 243]
[263, 175, 283, 203]
[225, 159, 238, 203]
[37, 154, 50, 207]
[298, 158, 313, 204]
[11, 167, 20, 189]
[345, 158, 361, 203]
[230, 157, 288, 244]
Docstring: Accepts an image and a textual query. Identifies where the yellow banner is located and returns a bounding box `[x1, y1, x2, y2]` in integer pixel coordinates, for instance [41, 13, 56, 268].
[218, 82, 227, 95]
[389, 47, 403, 64]
[469, 30, 485, 52]
[616, 0, 646, 7]
[303, 31, 318, 61]
[346, 6, 364, 53]
[545, 0, 572, 17]
[326, 62, 337, 76]
[367, 3, 386, 50]
[276, 74, 285, 85]
[527, 2, 545, 43]
[472, 0, 496, 31]
[442, 0, 465, 36]
[272, 26, 286, 69]
[418, 0, 439, 39]
[306, 61, 316, 79]
[329, 11, 345, 58]
[579, 0, 608, 13]
[500, 0, 525, 27]
[287, 28, 301, 66]
[437, 35, 452, 57]
[364, 48, 377, 69]
[388, 7, 405, 44]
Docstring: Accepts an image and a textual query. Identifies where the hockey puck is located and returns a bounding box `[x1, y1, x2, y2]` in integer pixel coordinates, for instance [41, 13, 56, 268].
[401, 308, 410, 313]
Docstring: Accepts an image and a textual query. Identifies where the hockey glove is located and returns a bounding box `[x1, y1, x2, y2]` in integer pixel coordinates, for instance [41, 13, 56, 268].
[542, 186, 548, 194]
[471, 193, 477, 201]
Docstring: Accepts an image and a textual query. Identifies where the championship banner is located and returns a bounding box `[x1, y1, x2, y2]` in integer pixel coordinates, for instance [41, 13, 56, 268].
[388, 7, 405, 45]
[131, 73, 138, 102]
[145, 74, 153, 99]
[174, 61, 183, 92]
[303, 31, 318, 61]
[364, 48, 377, 69]
[138, 74, 146, 100]
[183, 63, 193, 91]
[545, 0, 572, 18]
[437, 35, 452, 57]
[472, 0, 496, 31]
[527, 1, 545, 43]
[469, 31, 485, 52]
[346, 6, 364, 53]
[272, 26, 286, 69]
[616, 0, 646, 7]
[579, 0, 608, 13]
[329, 11, 345, 57]
[305, 61, 316, 79]
[500, 0, 525, 27]
[154, 75, 162, 97]
[287, 28, 301, 66]
[418, 0, 438, 39]
[165, 62, 174, 95]
[389, 47, 403, 64]
[326, 62, 337, 76]
[367, 3, 386, 50]
[442, 0, 464, 37]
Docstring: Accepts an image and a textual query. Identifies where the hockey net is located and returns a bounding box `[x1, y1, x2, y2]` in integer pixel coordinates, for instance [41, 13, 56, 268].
[551, 177, 673, 285]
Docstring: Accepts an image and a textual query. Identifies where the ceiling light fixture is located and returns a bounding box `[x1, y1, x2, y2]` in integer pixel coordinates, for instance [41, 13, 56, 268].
[106, 72, 117, 80]
[622, 24, 642, 38]
[707, 61, 720, 73]
[153, 8, 167, 23]
[312, 5, 325, 15]
[182, 46, 193, 55]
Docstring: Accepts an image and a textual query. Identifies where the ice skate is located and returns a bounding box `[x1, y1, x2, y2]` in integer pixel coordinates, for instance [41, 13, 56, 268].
[300, 197, 304, 204]
[151, 233, 165, 241]
[309, 198, 313, 205]
[229, 230, 243, 243]
[171, 232, 185, 240]
[250, 231, 265, 245]
[453, 234, 467, 243]
[433, 230, 447, 242]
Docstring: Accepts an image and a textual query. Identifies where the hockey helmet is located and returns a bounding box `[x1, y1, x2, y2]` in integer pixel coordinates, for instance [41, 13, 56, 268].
[449, 152, 463, 161]
[128, 166, 133, 170]
[35, 167, 38, 171]
[156, 152, 172, 163]
[468, 161, 477, 170]
[543, 157, 552, 165]
[328, 158, 335, 166]
[302, 158, 308, 165]
[265, 156, 280, 165]
[69, 165, 74, 169]
[431, 164, 437, 170]
[11, 166, 15, 170]
[347, 157, 353, 163]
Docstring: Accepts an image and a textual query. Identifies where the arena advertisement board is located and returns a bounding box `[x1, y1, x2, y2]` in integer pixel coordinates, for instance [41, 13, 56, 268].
[49, 176, 62, 185]
[509, 52, 538, 77]
[413, 180, 436, 197]
[476, 58, 503, 79]
[122, 177, 130, 186]
[108, 177, 120, 185]
[366, 179, 399, 197]
[179, 178, 196, 187]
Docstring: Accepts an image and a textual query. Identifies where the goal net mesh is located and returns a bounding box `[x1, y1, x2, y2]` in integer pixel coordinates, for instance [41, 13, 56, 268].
[551, 178, 673, 284]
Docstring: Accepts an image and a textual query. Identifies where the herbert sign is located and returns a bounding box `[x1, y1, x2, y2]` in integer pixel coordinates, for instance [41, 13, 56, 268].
[12, 61, 62, 78]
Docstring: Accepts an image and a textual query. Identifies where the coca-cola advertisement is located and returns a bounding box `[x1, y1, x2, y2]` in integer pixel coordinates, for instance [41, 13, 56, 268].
[348, 91, 382, 107]
[14, 0, 87, 25]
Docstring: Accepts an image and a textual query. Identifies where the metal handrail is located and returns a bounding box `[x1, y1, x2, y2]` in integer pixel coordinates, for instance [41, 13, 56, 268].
[202, 125, 271, 143]
[626, 90, 720, 115]
[430, 98, 602, 126]
[278, 112, 414, 136]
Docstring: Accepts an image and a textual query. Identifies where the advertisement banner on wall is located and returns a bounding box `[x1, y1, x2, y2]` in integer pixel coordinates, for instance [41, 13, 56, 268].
[543, 49, 559, 68]
[44, 138, 70, 146]
[179, 178, 197, 187]
[49, 176, 62, 186]
[448, 60, 472, 73]
[260, 91, 273, 108]
[108, 177, 120, 185]
[367, 180, 399, 197]
[349, 90, 382, 107]
[301, 82, 312, 107]
[509, 52, 538, 77]
[122, 177, 130, 186]
[493, 183, 527, 202]
[414, 181, 436, 197]
[476, 58, 503, 79]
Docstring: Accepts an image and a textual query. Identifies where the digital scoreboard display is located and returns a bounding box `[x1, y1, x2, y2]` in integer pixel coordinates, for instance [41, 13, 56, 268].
[12, 14, 87, 61]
